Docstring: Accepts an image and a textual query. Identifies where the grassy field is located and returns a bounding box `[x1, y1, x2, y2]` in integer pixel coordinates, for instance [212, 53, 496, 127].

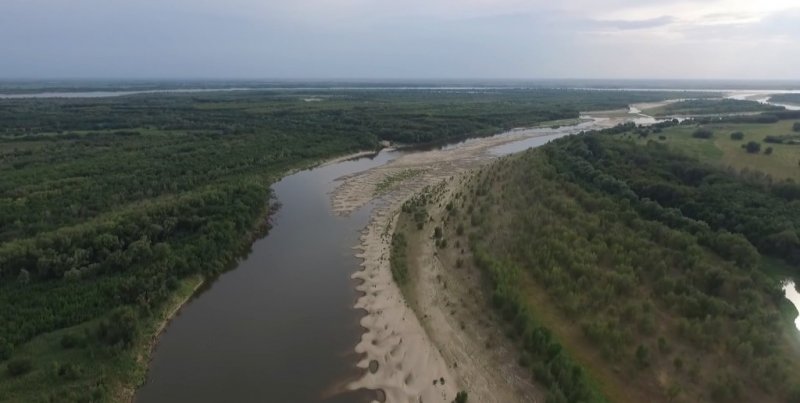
[623, 119, 800, 182]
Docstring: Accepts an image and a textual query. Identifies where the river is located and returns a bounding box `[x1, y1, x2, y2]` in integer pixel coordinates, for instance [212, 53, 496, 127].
[135, 151, 401, 403]
[135, 100, 800, 402]
[134, 117, 617, 402]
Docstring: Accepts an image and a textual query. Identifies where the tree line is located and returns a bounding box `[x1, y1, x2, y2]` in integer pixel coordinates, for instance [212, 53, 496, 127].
[451, 133, 800, 402]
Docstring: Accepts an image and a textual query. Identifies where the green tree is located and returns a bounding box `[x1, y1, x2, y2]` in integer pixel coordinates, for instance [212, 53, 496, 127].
[658, 337, 669, 353]
[735, 341, 753, 362]
[97, 306, 139, 347]
[692, 128, 714, 139]
[17, 269, 30, 284]
[60, 333, 83, 349]
[57, 362, 82, 380]
[635, 344, 650, 368]
[0, 337, 12, 361]
[743, 141, 761, 153]
[6, 358, 33, 377]
[788, 384, 800, 403]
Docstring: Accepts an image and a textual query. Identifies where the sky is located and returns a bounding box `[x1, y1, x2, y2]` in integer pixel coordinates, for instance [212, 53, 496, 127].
[0, 0, 799, 80]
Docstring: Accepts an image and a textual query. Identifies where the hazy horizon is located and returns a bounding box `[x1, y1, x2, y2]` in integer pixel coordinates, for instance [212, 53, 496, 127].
[2, 0, 799, 80]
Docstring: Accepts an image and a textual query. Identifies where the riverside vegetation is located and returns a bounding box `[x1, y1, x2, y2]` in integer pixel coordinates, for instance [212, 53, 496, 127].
[643, 99, 783, 117]
[405, 122, 800, 401]
[770, 94, 800, 106]
[0, 88, 692, 402]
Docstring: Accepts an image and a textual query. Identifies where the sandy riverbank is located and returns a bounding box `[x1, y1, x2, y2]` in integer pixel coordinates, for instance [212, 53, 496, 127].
[350, 210, 458, 402]
[402, 174, 542, 402]
[330, 118, 619, 216]
[337, 119, 623, 402]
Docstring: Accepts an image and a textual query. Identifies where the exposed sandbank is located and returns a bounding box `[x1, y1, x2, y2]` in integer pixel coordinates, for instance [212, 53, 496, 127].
[339, 118, 623, 402]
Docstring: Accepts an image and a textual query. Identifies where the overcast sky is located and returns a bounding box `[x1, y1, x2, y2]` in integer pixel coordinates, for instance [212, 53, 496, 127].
[1, 0, 798, 79]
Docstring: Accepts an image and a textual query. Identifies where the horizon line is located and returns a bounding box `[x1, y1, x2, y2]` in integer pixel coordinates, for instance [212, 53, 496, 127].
[2, 77, 800, 82]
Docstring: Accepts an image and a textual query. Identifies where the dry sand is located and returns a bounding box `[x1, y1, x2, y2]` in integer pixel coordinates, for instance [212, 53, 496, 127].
[339, 117, 623, 403]
[405, 177, 544, 403]
[350, 210, 458, 402]
[331, 117, 622, 216]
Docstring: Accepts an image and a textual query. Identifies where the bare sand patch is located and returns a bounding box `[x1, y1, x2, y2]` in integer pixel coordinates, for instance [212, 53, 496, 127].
[401, 176, 544, 403]
[330, 118, 620, 216]
[350, 209, 458, 402]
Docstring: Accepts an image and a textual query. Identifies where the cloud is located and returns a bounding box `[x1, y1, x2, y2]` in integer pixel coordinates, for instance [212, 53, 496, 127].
[0, 0, 798, 79]
[588, 15, 676, 30]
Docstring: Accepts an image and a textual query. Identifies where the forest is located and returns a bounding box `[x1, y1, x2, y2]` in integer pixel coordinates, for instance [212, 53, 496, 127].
[442, 133, 800, 402]
[769, 94, 800, 106]
[645, 99, 782, 116]
[0, 88, 695, 401]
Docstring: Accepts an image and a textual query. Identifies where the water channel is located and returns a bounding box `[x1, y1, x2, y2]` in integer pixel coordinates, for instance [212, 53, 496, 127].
[135, 100, 800, 402]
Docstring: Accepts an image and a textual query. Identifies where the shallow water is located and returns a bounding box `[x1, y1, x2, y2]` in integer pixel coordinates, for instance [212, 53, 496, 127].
[488, 112, 661, 156]
[724, 91, 800, 111]
[490, 131, 574, 156]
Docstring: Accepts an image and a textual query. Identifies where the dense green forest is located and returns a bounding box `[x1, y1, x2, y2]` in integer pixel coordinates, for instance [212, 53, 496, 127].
[443, 133, 800, 402]
[770, 94, 800, 105]
[690, 108, 800, 125]
[0, 89, 695, 144]
[646, 99, 782, 116]
[0, 89, 694, 401]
